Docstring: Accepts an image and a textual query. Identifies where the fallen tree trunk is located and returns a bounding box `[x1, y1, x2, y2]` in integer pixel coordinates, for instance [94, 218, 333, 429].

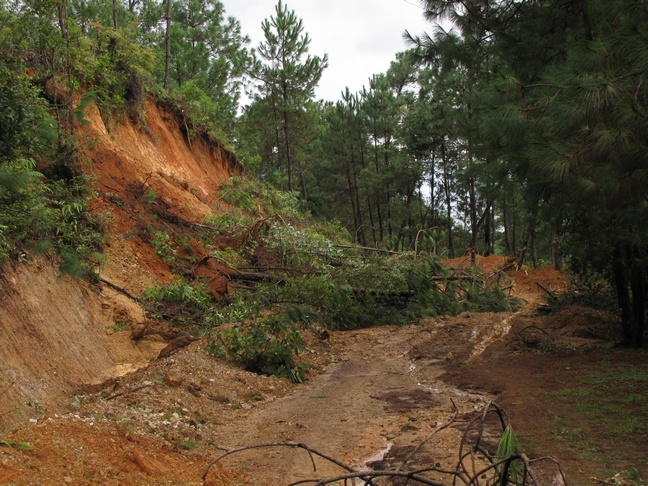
[218, 268, 287, 285]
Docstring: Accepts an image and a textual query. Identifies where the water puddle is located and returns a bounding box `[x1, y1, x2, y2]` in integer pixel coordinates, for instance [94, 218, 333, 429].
[359, 441, 393, 469]
[354, 442, 393, 485]
[468, 310, 521, 360]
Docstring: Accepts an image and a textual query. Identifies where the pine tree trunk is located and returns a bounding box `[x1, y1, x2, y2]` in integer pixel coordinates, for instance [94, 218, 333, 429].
[503, 204, 512, 255]
[300, 166, 307, 201]
[372, 140, 384, 243]
[553, 231, 564, 270]
[350, 147, 365, 246]
[613, 243, 634, 345]
[484, 202, 492, 256]
[530, 225, 538, 267]
[164, 0, 172, 90]
[630, 244, 646, 347]
[468, 169, 478, 264]
[282, 108, 293, 191]
[359, 143, 377, 245]
[441, 142, 454, 258]
[345, 149, 359, 240]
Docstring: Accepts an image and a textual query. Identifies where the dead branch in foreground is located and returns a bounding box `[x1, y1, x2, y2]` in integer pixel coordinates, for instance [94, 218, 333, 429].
[202, 402, 567, 486]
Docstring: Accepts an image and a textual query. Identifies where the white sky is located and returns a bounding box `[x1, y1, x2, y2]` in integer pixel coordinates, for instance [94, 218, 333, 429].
[221, 0, 436, 104]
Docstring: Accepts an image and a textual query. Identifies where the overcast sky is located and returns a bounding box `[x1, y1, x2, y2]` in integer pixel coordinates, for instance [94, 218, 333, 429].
[221, 0, 436, 104]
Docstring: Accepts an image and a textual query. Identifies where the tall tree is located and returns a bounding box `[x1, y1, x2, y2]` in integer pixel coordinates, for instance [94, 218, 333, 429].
[420, 0, 648, 346]
[164, 0, 171, 89]
[255, 0, 328, 193]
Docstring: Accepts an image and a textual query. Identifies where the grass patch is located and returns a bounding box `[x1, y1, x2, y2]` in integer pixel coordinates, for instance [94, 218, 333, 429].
[545, 361, 648, 475]
[549, 363, 648, 438]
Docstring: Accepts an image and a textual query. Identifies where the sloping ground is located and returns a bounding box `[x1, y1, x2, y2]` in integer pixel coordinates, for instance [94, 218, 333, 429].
[0, 259, 115, 422]
[0, 99, 243, 430]
[1, 101, 646, 485]
[82, 98, 242, 295]
[2, 256, 646, 485]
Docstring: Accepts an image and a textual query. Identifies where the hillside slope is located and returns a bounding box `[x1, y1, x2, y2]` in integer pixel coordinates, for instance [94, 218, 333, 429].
[1, 99, 645, 486]
[0, 99, 242, 428]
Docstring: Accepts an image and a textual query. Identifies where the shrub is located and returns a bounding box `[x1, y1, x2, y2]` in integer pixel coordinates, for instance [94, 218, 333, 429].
[207, 313, 306, 383]
[145, 280, 215, 329]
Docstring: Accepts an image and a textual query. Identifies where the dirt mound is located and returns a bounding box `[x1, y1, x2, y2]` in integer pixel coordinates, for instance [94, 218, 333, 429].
[507, 305, 621, 354]
[444, 253, 508, 272]
[509, 265, 570, 299]
[444, 253, 570, 302]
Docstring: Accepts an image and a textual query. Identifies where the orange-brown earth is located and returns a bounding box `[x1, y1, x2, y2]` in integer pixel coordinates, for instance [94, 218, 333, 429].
[1, 101, 646, 485]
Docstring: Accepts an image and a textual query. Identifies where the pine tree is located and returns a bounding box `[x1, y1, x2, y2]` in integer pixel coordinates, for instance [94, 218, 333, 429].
[254, 0, 328, 193]
[420, 0, 648, 346]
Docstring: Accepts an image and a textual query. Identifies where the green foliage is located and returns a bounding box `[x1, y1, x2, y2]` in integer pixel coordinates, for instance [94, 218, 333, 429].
[544, 274, 617, 318]
[495, 425, 521, 484]
[0, 70, 55, 161]
[142, 0, 252, 136]
[207, 313, 306, 383]
[547, 361, 648, 467]
[71, 23, 156, 119]
[203, 177, 517, 339]
[568, 365, 648, 436]
[151, 230, 176, 263]
[168, 81, 229, 142]
[145, 189, 158, 204]
[219, 177, 306, 219]
[0, 440, 34, 451]
[201, 179, 520, 381]
[0, 158, 104, 276]
[146, 280, 212, 309]
[416, 0, 648, 345]
[145, 280, 216, 328]
[251, 1, 328, 193]
[178, 440, 197, 451]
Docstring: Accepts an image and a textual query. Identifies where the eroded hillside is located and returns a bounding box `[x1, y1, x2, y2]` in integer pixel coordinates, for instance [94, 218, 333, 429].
[1, 99, 646, 486]
[0, 99, 243, 428]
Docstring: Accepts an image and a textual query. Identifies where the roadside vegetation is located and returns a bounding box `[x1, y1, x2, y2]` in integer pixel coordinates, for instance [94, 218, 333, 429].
[542, 361, 648, 482]
[1, 0, 647, 481]
[1, 0, 646, 350]
[143, 177, 520, 382]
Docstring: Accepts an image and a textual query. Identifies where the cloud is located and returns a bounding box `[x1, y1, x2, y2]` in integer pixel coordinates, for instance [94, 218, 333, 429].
[222, 0, 432, 102]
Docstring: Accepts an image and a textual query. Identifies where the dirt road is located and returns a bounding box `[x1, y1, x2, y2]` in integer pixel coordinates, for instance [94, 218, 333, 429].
[208, 324, 475, 483]
[1, 263, 646, 485]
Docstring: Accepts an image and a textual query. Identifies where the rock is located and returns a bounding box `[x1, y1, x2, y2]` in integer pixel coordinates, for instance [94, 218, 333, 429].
[163, 371, 184, 387]
[130, 450, 169, 475]
[157, 335, 199, 359]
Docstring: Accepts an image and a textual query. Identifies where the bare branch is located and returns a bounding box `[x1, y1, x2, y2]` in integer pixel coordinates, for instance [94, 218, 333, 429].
[202, 442, 358, 481]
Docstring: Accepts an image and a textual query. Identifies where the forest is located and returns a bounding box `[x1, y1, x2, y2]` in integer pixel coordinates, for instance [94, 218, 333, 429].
[0, 0, 647, 348]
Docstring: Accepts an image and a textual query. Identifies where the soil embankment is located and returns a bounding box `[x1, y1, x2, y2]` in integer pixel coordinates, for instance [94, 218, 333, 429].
[0, 98, 242, 429]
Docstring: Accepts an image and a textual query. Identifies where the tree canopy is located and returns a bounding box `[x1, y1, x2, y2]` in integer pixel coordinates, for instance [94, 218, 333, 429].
[0, 0, 646, 345]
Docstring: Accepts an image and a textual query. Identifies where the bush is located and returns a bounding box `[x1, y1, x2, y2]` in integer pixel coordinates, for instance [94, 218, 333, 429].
[145, 280, 216, 329]
[207, 314, 306, 383]
[199, 180, 520, 380]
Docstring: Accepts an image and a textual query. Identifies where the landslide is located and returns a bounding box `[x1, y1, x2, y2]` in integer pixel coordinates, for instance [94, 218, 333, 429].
[3, 254, 641, 486]
[0, 98, 242, 429]
[1, 99, 645, 486]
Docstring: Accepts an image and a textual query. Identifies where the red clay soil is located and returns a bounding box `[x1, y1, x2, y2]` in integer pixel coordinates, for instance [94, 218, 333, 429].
[2, 261, 645, 485]
[1, 99, 645, 485]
